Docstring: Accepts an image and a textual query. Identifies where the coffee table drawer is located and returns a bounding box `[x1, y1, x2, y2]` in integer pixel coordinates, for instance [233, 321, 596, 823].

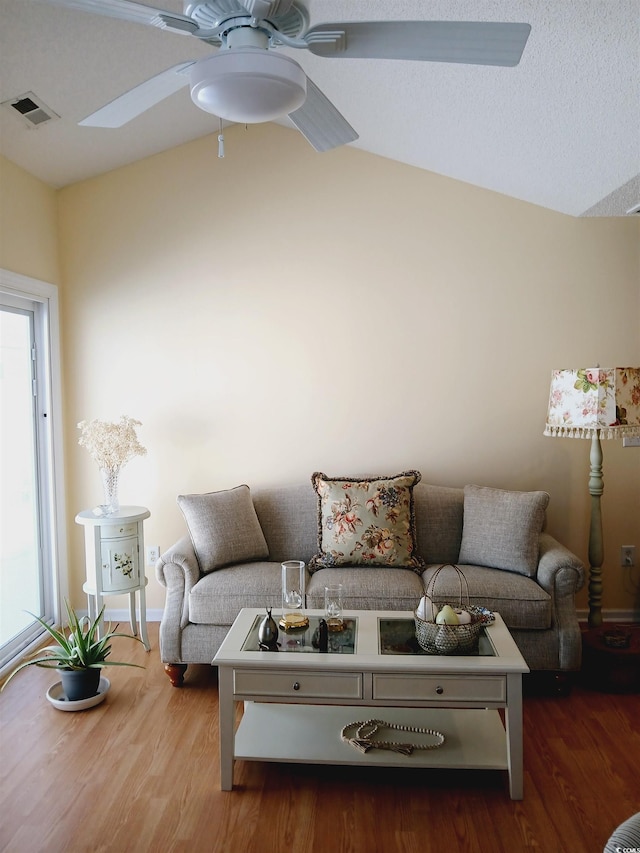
[234, 669, 363, 700]
[372, 674, 505, 703]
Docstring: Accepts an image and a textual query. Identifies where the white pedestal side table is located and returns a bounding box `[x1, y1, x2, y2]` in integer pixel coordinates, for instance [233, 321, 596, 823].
[75, 506, 151, 650]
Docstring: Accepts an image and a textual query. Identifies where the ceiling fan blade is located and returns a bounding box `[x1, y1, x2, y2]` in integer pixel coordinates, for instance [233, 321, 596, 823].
[305, 21, 531, 67]
[288, 77, 358, 153]
[79, 62, 194, 127]
[40, 0, 199, 34]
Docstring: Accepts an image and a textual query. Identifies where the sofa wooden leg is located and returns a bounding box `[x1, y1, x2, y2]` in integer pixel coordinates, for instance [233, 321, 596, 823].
[553, 672, 573, 696]
[165, 663, 187, 687]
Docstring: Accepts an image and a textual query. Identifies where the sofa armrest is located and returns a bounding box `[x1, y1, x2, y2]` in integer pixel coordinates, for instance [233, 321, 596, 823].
[156, 536, 200, 594]
[155, 537, 201, 663]
[537, 532, 585, 597]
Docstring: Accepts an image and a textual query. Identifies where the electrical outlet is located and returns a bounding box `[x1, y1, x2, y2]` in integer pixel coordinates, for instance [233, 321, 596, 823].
[146, 545, 161, 566]
[621, 545, 635, 567]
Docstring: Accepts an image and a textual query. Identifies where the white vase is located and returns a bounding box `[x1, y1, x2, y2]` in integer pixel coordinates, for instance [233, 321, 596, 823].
[100, 467, 120, 515]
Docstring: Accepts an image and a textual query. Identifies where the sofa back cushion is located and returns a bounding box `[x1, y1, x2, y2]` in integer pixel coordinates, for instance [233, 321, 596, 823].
[413, 483, 464, 565]
[250, 481, 465, 568]
[177, 485, 269, 574]
[252, 484, 319, 563]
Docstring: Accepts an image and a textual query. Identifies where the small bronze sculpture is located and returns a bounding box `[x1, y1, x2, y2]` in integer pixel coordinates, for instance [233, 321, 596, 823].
[317, 618, 329, 652]
[258, 607, 279, 650]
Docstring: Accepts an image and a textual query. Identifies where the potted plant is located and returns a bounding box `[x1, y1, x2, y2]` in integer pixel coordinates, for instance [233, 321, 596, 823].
[1, 600, 145, 701]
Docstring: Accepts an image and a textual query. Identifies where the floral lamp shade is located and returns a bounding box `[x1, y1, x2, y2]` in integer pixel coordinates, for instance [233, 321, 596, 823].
[544, 367, 640, 439]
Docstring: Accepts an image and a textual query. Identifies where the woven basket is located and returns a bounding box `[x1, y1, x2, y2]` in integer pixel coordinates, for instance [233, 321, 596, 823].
[414, 563, 494, 655]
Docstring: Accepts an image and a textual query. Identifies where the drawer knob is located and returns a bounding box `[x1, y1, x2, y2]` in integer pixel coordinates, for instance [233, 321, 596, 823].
[293, 682, 300, 691]
[436, 685, 444, 695]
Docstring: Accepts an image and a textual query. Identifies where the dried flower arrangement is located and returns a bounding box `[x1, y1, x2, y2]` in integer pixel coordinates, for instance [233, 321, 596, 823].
[77, 416, 146, 514]
[77, 416, 146, 471]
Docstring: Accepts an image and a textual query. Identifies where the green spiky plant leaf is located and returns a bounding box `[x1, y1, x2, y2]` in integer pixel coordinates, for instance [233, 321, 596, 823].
[1, 599, 145, 691]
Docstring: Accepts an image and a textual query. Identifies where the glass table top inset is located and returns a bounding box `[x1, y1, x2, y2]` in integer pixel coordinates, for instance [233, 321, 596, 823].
[378, 618, 496, 657]
[241, 614, 357, 654]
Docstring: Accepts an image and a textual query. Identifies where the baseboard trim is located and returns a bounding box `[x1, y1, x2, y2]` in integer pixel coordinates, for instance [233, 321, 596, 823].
[83, 608, 164, 623]
[577, 608, 639, 623]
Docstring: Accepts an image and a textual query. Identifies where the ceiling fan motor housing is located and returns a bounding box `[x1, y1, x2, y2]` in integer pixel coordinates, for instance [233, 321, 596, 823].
[190, 47, 307, 123]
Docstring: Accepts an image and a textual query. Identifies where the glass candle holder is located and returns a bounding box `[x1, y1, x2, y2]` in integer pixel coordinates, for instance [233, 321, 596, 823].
[324, 583, 344, 631]
[281, 560, 306, 624]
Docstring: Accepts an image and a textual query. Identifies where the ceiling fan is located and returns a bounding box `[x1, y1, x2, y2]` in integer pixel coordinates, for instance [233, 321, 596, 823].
[38, 0, 531, 152]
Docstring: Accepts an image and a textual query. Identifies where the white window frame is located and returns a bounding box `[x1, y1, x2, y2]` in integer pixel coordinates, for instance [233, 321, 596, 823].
[0, 268, 68, 676]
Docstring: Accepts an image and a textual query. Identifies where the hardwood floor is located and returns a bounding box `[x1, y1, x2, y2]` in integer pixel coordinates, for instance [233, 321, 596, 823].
[1, 624, 637, 853]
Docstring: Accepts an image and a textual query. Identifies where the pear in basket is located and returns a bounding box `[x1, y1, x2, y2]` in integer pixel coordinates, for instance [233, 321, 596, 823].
[435, 604, 460, 625]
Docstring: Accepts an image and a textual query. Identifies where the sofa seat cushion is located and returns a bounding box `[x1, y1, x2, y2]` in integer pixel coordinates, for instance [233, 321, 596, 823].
[422, 564, 551, 630]
[307, 567, 425, 612]
[189, 561, 287, 625]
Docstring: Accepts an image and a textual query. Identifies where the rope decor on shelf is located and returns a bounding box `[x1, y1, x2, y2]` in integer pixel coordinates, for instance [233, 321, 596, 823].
[340, 719, 445, 755]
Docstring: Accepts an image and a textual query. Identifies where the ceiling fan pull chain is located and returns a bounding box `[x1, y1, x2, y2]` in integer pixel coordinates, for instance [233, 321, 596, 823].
[218, 118, 224, 159]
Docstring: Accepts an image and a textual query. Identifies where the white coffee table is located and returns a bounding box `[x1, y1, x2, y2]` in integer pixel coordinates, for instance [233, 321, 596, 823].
[213, 608, 529, 798]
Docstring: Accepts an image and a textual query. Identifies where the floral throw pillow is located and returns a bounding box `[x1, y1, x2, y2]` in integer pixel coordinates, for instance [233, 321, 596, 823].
[309, 471, 425, 574]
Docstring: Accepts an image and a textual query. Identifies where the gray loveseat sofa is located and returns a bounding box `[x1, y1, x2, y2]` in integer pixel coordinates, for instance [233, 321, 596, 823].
[156, 479, 584, 687]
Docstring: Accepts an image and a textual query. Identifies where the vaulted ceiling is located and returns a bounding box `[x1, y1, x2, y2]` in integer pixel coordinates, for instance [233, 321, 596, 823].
[1, 0, 638, 217]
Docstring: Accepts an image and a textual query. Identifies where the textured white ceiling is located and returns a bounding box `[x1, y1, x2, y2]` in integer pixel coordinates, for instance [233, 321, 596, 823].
[1, 0, 638, 217]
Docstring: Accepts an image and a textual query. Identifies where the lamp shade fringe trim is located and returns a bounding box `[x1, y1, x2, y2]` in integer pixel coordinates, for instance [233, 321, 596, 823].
[544, 425, 640, 439]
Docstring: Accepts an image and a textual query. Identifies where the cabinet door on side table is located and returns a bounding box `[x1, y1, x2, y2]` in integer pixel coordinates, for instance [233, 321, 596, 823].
[100, 536, 140, 592]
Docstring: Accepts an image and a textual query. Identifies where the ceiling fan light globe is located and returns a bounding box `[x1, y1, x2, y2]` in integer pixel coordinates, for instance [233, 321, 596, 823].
[190, 49, 307, 123]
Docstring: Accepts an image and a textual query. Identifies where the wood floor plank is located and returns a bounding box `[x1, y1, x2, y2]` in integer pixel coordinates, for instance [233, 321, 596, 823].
[1, 624, 638, 852]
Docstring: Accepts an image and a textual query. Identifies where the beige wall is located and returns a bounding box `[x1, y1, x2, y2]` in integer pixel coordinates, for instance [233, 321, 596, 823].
[0, 155, 60, 283]
[49, 123, 640, 616]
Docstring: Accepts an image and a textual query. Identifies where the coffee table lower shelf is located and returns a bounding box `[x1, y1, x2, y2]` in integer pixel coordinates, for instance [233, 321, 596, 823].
[234, 702, 509, 774]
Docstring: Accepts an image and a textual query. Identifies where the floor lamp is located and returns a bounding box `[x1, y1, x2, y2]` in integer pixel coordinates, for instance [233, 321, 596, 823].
[544, 367, 640, 628]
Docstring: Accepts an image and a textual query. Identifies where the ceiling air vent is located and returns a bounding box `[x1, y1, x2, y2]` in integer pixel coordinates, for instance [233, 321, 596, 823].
[2, 92, 59, 128]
